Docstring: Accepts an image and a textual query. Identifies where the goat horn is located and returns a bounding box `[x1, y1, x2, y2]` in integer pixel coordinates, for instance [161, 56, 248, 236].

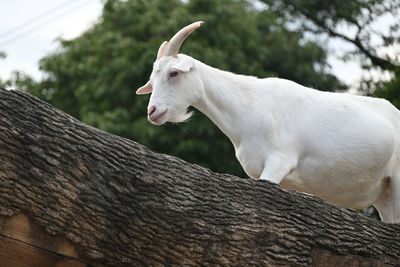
[164, 21, 204, 58]
[157, 41, 169, 60]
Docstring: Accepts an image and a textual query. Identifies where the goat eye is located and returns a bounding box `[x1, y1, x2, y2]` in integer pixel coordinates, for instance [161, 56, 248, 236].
[169, 71, 178, 78]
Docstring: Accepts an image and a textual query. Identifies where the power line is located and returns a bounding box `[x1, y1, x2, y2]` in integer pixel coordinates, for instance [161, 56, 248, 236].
[0, 0, 92, 47]
[0, 0, 93, 48]
[0, 0, 76, 40]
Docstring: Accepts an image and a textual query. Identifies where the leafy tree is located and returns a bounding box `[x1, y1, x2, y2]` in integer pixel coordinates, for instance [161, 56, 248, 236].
[375, 67, 400, 108]
[260, 0, 399, 71]
[260, 0, 400, 96]
[7, 0, 343, 177]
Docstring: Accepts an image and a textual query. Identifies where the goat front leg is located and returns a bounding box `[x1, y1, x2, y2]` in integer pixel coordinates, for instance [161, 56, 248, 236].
[260, 153, 294, 184]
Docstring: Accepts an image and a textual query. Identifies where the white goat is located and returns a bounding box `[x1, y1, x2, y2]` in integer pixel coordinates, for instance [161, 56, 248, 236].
[137, 21, 400, 223]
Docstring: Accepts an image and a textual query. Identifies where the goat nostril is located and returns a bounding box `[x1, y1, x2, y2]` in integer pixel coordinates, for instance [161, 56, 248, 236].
[148, 106, 156, 116]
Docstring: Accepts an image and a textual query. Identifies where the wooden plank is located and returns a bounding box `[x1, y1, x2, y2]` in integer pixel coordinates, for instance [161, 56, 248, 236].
[311, 248, 384, 267]
[0, 235, 86, 267]
[0, 213, 80, 259]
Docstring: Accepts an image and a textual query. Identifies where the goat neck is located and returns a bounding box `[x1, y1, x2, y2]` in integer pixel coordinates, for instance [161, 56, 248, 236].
[192, 60, 263, 147]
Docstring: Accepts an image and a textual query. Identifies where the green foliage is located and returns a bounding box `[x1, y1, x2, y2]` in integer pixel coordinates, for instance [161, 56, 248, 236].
[260, 0, 400, 92]
[374, 68, 400, 108]
[10, 0, 343, 177]
[261, 0, 399, 57]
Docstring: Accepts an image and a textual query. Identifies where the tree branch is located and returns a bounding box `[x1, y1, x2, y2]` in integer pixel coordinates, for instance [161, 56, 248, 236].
[285, 1, 400, 71]
[0, 88, 400, 266]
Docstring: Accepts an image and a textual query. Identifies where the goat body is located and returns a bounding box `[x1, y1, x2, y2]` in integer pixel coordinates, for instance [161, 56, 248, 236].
[194, 57, 398, 219]
[137, 22, 400, 223]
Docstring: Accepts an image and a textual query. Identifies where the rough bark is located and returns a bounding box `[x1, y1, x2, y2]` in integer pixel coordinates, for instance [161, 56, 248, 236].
[0, 88, 399, 266]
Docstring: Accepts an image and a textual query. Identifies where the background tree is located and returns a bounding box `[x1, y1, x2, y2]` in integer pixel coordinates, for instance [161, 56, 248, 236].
[7, 0, 343, 178]
[260, 0, 400, 99]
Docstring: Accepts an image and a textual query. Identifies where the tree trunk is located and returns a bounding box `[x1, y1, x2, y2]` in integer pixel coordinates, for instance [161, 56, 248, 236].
[0, 88, 399, 266]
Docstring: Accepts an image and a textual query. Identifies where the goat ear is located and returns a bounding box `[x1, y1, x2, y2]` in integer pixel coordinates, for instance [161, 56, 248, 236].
[136, 81, 153, 95]
[171, 58, 194, 73]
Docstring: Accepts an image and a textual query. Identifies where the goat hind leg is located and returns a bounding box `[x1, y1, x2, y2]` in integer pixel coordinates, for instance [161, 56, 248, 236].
[374, 175, 400, 223]
[391, 174, 400, 223]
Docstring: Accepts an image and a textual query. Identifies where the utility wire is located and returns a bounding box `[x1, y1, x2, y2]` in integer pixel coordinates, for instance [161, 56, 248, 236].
[0, 0, 93, 48]
[0, 0, 91, 46]
[0, 0, 76, 40]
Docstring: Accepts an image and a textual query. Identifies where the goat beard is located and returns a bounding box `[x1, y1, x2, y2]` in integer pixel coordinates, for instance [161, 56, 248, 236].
[169, 108, 193, 123]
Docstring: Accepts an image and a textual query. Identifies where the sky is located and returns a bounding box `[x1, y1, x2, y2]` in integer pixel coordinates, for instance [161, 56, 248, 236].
[0, 0, 103, 81]
[0, 0, 392, 91]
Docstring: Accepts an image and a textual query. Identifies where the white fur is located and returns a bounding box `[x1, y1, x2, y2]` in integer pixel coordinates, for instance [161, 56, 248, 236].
[140, 53, 400, 223]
